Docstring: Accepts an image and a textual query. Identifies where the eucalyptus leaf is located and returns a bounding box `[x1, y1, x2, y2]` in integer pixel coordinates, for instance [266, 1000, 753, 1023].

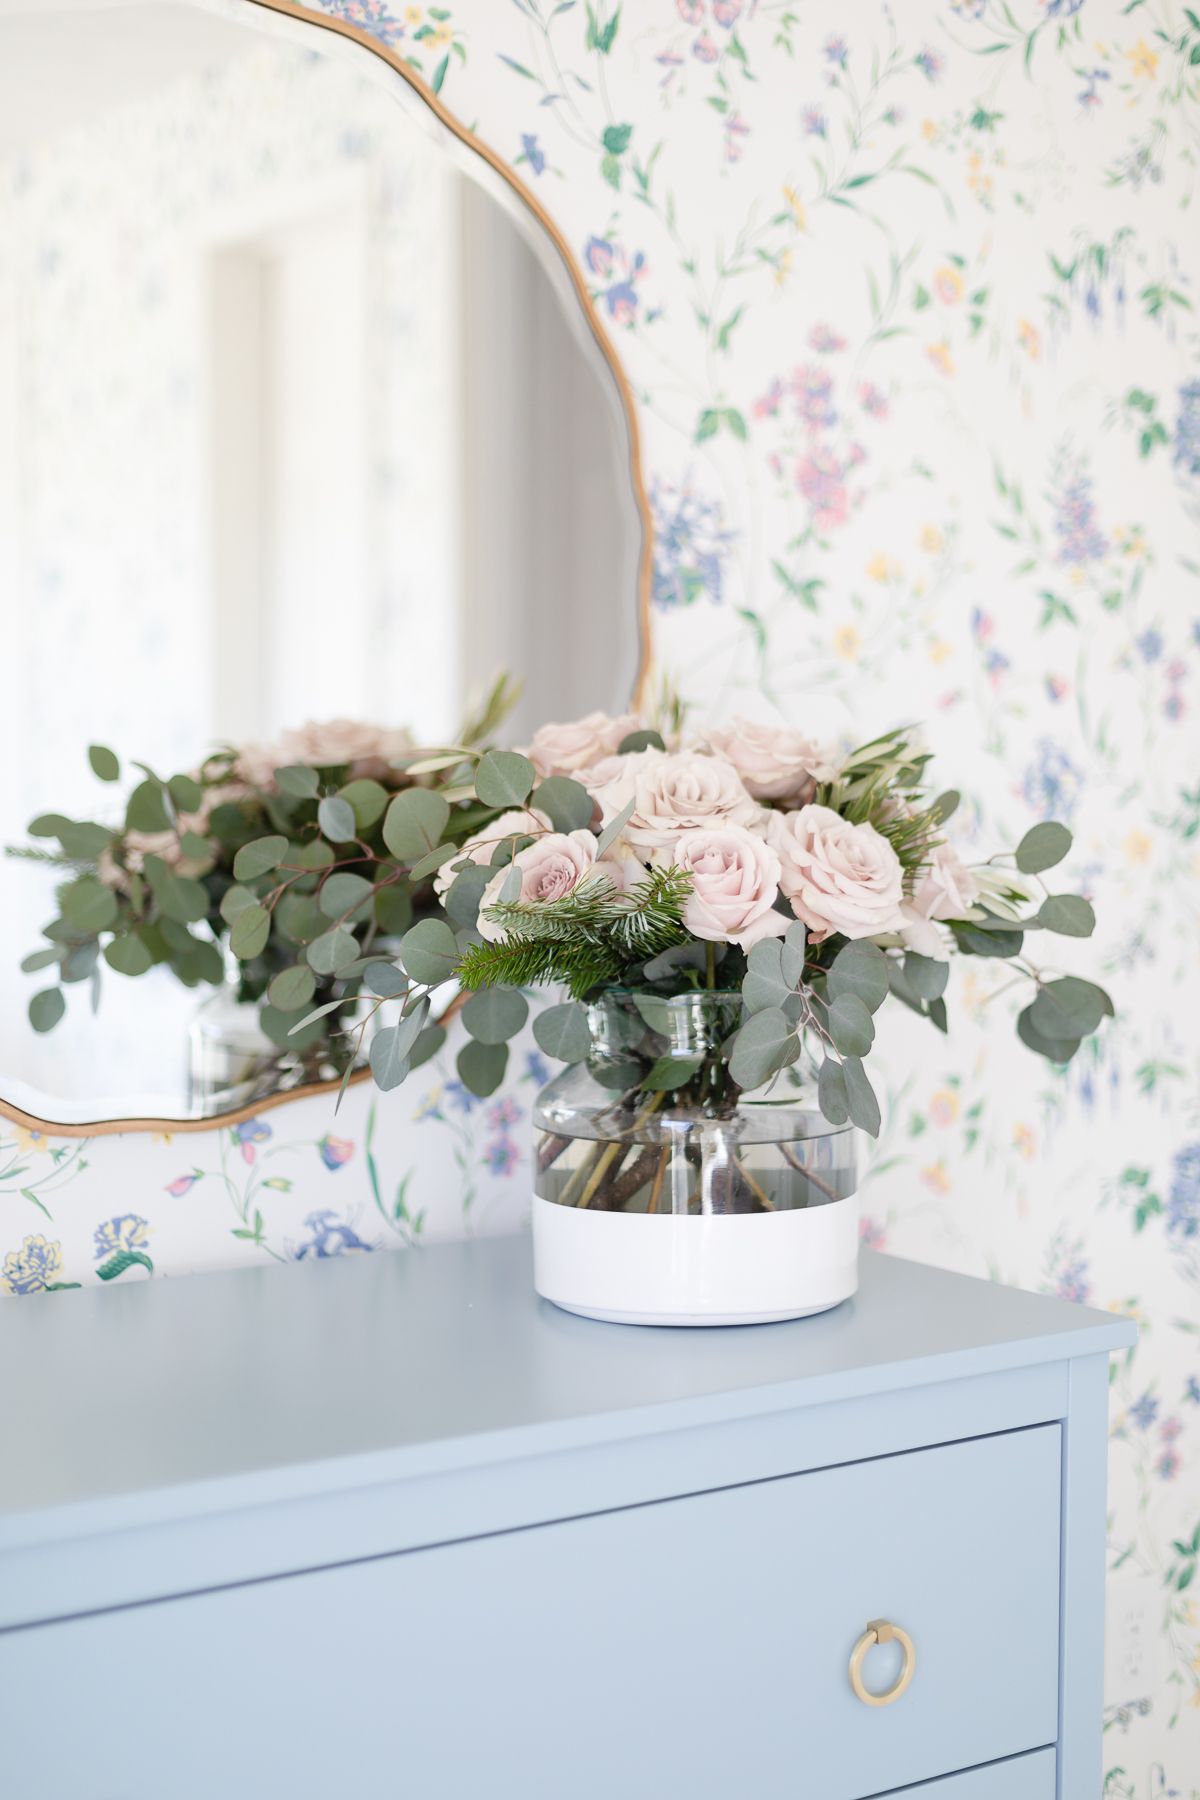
[951, 918, 1024, 958]
[617, 728, 666, 754]
[126, 780, 172, 837]
[60, 877, 118, 933]
[87, 744, 120, 782]
[339, 778, 389, 829]
[363, 961, 409, 999]
[842, 1056, 881, 1136]
[410, 1024, 447, 1070]
[382, 789, 450, 861]
[595, 796, 635, 858]
[728, 1007, 795, 1091]
[232, 835, 288, 881]
[532, 1000, 591, 1063]
[475, 750, 535, 809]
[374, 884, 413, 936]
[780, 921, 807, 990]
[903, 952, 949, 1000]
[532, 776, 593, 832]
[827, 940, 888, 1011]
[317, 795, 357, 843]
[742, 938, 793, 1014]
[61, 941, 100, 983]
[928, 789, 959, 825]
[408, 843, 462, 882]
[274, 764, 321, 801]
[267, 964, 316, 1012]
[287, 838, 332, 874]
[1037, 895, 1096, 938]
[20, 947, 62, 974]
[57, 822, 114, 860]
[927, 996, 948, 1034]
[103, 935, 153, 977]
[1015, 820, 1071, 875]
[168, 774, 203, 814]
[230, 903, 271, 960]
[399, 918, 460, 986]
[369, 1026, 411, 1092]
[178, 830, 213, 863]
[288, 998, 347, 1036]
[28, 988, 65, 1033]
[828, 993, 875, 1057]
[456, 1038, 508, 1097]
[1029, 976, 1110, 1041]
[147, 869, 209, 925]
[260, 1005, 329, 1052]
[319, 871, 375, 919]
[28, 812, 73, 839]
[498, 862, 523, 904]
[1016, 1002, 1079, 1065]
[444, 864, 492, 931]
[817, 1058, 850, 1126]
[220, 884, 259, 926]
[462, 986, 529, 1044]
[306, 926, 360, 976]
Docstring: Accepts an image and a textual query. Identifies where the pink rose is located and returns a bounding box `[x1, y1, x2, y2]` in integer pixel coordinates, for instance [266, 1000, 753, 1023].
[238, 719, 412, 786]
[770, 804, 904, 943]
[520, 711, 642, 780]
[655, 827, 789, 950]
[900, 844, 980, 959]
[603, 750, 766, 854]
[705, 718, 841, 805]
[433, 808, 550, 900]
[477, 830, 604, 942]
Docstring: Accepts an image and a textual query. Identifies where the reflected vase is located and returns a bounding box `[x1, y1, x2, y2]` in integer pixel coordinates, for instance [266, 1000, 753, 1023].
[186, 958, 364, 1115]
[531, 990, 858, 1327]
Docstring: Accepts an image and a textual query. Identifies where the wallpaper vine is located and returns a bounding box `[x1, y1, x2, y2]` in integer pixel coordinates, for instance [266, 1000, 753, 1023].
[4, 2, 1198, 1790]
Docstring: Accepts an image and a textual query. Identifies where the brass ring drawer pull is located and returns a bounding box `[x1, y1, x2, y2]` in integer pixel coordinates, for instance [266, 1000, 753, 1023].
[848, 1619, 917, 1707]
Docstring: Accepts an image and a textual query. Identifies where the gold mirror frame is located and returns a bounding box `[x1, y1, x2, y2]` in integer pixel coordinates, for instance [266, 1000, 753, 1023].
[1, 0, 653, 1139]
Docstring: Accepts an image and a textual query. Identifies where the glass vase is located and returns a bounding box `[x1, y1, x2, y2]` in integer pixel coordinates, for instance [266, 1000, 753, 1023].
[186, 951, 366, 1115]
[531, 990, 858, 1326]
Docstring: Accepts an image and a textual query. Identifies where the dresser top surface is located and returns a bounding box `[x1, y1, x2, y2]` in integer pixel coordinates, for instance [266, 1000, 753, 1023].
[0, 1232, 1133, 1531]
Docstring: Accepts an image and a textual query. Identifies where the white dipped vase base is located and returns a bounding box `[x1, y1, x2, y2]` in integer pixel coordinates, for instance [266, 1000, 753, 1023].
[531, 1192, 859, 1327]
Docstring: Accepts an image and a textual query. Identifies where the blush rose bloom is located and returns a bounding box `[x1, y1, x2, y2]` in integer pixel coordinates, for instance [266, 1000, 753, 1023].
[705, 718, 840, 806]
[520, 711, 642, 780]
[653, 827, 789, 950]
[899, 844, 981, 959]
[769, 804, 905, 943]
[477, 830, 635, 942]
[238, 719, 412, 786]
[432, 808, 551, 900]
[591, 749, 765, 853]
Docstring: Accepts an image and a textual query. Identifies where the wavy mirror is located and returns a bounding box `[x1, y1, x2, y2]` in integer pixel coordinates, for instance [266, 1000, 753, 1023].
[0, 0, 646, 1129]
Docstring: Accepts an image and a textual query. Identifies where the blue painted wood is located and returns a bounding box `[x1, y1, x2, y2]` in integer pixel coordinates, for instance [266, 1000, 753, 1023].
[1055, 1353, 1110, 1800]
[0, 1235, 1133, 1796]
[0, 1428, 1061, 1800]
[0, 1237, 1134, 1531]
[887, 1749, 1056, 1797]
[0, 1359, 1068, 1630]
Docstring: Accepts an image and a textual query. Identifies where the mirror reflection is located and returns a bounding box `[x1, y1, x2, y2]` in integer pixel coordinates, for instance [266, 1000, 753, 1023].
[0, 1, 642, 1123]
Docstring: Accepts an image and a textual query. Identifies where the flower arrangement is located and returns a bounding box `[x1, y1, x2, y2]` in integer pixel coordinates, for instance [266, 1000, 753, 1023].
[11, 684, 515, 1085]
[15, 697, 1110, 1135]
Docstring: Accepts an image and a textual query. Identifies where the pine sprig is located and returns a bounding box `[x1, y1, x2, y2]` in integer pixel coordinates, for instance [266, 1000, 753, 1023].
[458, 867, 692, 1000]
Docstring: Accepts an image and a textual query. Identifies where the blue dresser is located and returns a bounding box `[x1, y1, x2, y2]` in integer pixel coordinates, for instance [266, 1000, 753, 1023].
[0, 1239, 1134, 1798]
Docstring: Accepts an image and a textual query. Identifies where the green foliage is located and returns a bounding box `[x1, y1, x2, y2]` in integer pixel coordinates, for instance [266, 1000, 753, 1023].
[457, 868, 692, 1000]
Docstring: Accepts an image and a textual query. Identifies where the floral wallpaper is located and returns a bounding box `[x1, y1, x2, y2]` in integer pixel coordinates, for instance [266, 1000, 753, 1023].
[6, 1, 1200, 1789]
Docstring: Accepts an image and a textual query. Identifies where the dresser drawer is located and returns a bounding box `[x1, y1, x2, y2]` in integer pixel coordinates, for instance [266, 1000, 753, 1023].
[882, 1748, 1056, 1797]
[0, 1426, 1060, 1800]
